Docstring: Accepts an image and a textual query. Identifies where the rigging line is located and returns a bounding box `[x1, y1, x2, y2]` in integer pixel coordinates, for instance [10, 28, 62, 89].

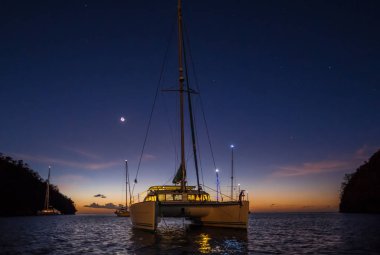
[161, 93, 179, 172]
[158, 66, 178, 165]
[182, 18, 201, 192]
[131, 18, 177, 198]
[193, 99, 205, 188]
[185, 93, 205, 187]
[167, 82, 181, 176]
[183, 21, 217, 170]
[163, 171, 179, 186]
[202, 184, 230, 200]
[193, 107, 205, 187]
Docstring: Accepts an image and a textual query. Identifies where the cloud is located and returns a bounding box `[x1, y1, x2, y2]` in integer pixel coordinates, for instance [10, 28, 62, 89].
[12, 153, 120, 170]
[142, 153, 156, 161]
[56, 174, 87, 182]
[62, 146, 100, 160]
[84, 203, 121, 209]
[354, 144, 378, 161]
[270, 145, 380, 178]
[271, 160, 351, 177]
[94, 194, 106, 198]
[53, 174, 88, 193]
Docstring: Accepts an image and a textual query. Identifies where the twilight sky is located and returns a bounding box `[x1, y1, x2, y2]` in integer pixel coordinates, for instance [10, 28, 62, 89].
[1, 0, 379, 213]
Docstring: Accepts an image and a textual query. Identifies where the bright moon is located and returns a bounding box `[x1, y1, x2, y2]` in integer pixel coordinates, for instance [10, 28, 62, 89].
[120, 117, 125, 122]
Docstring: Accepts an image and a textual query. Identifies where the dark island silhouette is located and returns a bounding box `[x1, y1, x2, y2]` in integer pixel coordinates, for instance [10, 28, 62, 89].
[0, 154, 76, 216]
[340, 149, 380, 213]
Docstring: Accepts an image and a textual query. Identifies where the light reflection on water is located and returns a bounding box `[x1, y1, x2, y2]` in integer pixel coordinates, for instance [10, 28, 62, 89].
[197, 233, 211, 253]
[129, 218, 247, 254]
[0, 213, 380, 254]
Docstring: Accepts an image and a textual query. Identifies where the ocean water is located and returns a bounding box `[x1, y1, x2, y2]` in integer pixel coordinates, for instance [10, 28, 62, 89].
[0, 213, 379, 254]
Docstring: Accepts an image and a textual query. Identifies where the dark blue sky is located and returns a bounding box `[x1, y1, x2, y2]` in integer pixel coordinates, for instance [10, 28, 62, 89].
[1, 0, 379, 212]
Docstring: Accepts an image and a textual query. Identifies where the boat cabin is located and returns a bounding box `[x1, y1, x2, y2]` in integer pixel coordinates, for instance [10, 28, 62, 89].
[144, 185, 210, 202]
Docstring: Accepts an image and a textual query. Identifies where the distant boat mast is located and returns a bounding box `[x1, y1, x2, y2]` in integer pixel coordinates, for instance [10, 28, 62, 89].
[44, 166, 51, 210]
[230, 145, 234, 201]
[125, 160, 129, 209]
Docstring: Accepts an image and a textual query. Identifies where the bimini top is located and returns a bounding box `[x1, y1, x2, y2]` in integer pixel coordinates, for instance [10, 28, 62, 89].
[147, 185, 196, 191]
[144, 185, 211, 202]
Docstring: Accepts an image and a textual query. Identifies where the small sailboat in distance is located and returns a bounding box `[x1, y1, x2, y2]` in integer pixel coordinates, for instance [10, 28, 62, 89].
[129, 0, 249, 231]
[115, 160, 130, 217]
[37, 166, 61, 215]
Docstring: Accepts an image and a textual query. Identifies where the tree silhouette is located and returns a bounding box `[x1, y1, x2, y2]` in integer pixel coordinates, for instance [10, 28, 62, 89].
[340, 149, 380, 213]
[0, 154, 76, 216]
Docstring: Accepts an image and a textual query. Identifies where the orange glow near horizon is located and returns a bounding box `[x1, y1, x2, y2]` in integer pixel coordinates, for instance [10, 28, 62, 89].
[246, 183, 340, 213]
[70, 186, 339, 214]
[56, 167, 342, 215]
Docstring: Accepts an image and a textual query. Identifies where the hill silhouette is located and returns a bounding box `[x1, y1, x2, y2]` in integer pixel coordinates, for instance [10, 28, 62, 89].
[0, 154, 76, 216]
[340, 149, 380, 213]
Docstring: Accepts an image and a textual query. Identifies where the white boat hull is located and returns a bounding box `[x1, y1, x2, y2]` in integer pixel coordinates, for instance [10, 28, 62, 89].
[37, 208, 61, 216]
[194, 201, 249, 228]
[115, 210, 130, 217]
[130, 201, 159, 231]
[130, 200, 249, 231]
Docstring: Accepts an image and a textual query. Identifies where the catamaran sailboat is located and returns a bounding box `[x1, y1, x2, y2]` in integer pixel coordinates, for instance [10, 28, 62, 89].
[130, 0, 249, 231]
[115, 160, 130, 217]
[38, 166, 61, 215]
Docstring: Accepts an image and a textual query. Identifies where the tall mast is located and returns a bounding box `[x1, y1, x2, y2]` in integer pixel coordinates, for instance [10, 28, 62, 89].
[178, 0, 186, 192]
[44, 166, 51, 210]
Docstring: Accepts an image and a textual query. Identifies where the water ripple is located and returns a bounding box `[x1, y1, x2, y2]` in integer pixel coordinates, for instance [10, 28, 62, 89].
[0, 213, 379, 254]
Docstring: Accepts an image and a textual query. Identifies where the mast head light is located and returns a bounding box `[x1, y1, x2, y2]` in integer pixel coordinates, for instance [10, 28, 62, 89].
[215, 169, 219, 173]
[230, 144, 235, 149]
